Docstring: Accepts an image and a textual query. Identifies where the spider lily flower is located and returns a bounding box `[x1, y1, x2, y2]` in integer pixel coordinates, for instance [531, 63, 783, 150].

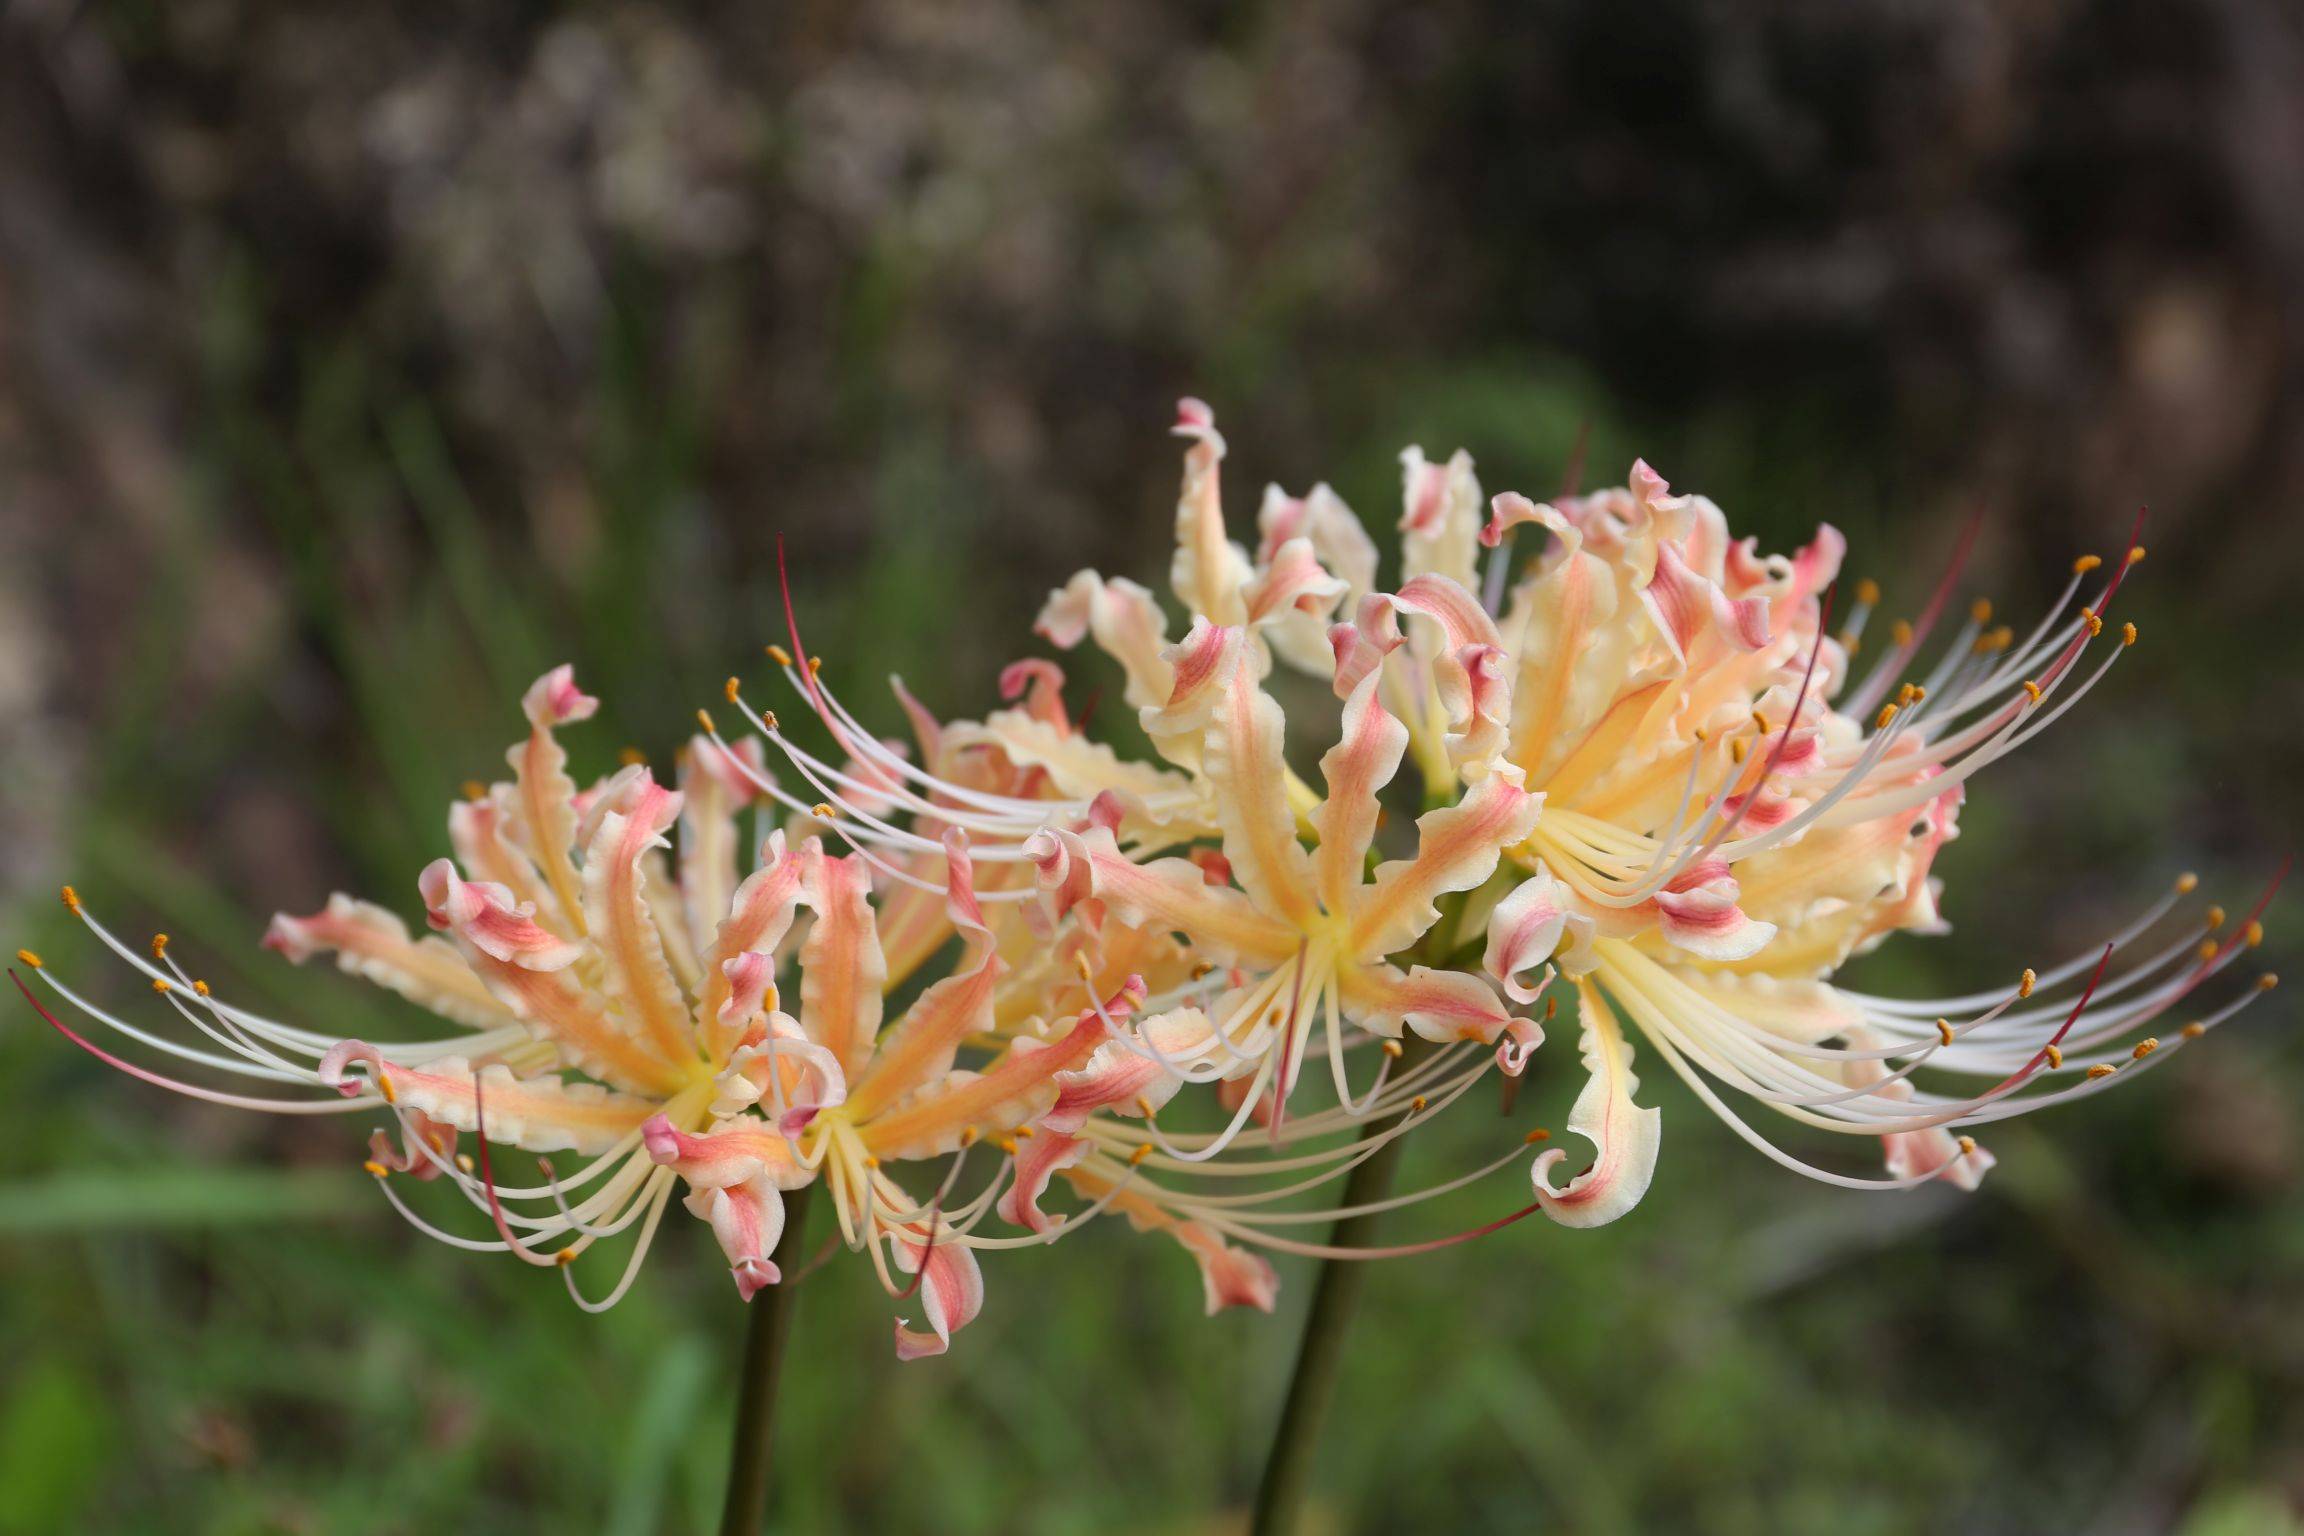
[16, 666, 1215, 1354]
[1476, 471, 2285, 1224]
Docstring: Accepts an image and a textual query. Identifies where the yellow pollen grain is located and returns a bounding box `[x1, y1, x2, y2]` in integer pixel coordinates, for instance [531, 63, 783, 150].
[1958, 1135, 1977, 1156]
[810, 802, 838, 821]
[2073, 554, 2102, 574]
[1381, 1039, 1404, 1060]
[2199, 940, 2222, 963]
[1876, 704, 1899, 730]
[2045, 1044, 2064, 1068]
[60, 885, 81, 912]
[808, 656, 824, 678]
[862, 1154, 880, 1168]
[1135, 1094, 1159, 1119]
[764, 643, 793, 667]
[1936, 1018, 1955, 1047]
[2258, 974, 2280, 992]
[2083, 612, 2104, 638]
[1525, 1128, 1552, 1144]
[462, 779, 488, 802]
[2126, 546, 2146, 566]
[2206, 905, 2228, 930]
[1839, 628, 1861, 652]
[1891, 619, 1914, 648]
[151, 933, 169, 958]
[1410, 1095, 1430, 1113]
[760, 709, 780, 732]
[363, 1160, 389, 1179]
[1131, 1143, 1154, 1164]
[2244, 920, 2264, 948]
[1730, 738, 1749, 764]
[1856, 578, 1881, 606]
[618, 746, 647, 767]
[555, 1248, 579, 1267]
[2120, 622, 2137, 647]
[696, 708, 717, 735]
[1544, 996, 1559, 1020]
[2181, 1022, 2205, 1039]
[1896, 684, 1917, 706]
[456, 1153, 475, 1174]
[2176, 872, 2199, 894]
[2087, 1063, 2116, 1080]
[960, 1127, 980, 1147]
[996, 1137, 1018, 1156]
[1191, 962, 1217, 980]
[1074, 952, 1097, 983]
[2021, 680, 2043, 704]
[1970, 598, 1993, 625]
[1752, 710, 1772, 735]
[193, 979, 211, 997]
[151, 978, 172, 995]
[376, 1075, 398, 1105]
[724, 676, 742, 703]
[2132, 1038, 2159, 1060]
[2019, 968, 2037, 999]
[14, 949, 40, 969]
[1015, 1125, 1035, 1140]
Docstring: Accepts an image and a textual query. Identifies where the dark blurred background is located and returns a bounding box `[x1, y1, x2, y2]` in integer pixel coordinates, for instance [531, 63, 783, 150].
[3, 2, 2300, 1532]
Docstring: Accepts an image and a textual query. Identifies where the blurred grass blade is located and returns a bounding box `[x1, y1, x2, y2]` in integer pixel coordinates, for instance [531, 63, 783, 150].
[606, 1333, 711, 1536]
[0, 1167, 359, 1234]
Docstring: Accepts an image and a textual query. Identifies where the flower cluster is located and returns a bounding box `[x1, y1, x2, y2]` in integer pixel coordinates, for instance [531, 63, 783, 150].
[17, 401, 2279, 1355]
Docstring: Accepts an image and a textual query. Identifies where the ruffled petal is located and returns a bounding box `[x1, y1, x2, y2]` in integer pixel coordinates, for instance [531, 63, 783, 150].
[578, 775, 699, 1066]
[683, 1174, 788, 1300]
[1348, 776, 1542, 962]
[1485, 868, 1598, 1001]
[1310, 671, 1409, 913]
[1204, 665, 1319, 929]
[995, 1130, 1091, 1233]
[892, 1228, 986, 1360]
[797, 843, 888, 1083]
[1529, 983, 1660, 1227]
[318, 1042, 655, 1156]
[264, 894, 513, 1030]
[1035, 571, 1176, 711]
[1338, 961, 1512, 1044]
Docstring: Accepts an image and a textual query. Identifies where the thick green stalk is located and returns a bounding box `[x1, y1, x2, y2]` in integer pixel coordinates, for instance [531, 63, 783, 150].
[1249, 1035, 1436, 1534]
[718, 1182, 816, 1536]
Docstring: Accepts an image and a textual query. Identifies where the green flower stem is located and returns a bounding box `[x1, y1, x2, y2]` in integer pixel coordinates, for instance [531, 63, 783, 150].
[1249, 1035, 1437, 1534]
[719, 1181, 816, 1536]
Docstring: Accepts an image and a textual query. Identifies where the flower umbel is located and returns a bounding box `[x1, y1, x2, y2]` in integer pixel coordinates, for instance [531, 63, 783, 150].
[20, 399, 2282, 1358]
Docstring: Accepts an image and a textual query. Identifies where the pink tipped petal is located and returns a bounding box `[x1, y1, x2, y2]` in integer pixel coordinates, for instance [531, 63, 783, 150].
[521, 664, 599, 728]
[995, 1131, 1091, 1233]
[1035, 571, 1176, 711]
[646, 1113, 810, 1191]
[1176, 1222, 1280, 1314]
[579, 777, 698, 1065]
[797, 844, 889, 1083]
[892, 1228, 986, 1360]
[263, 894, 512, 1029]
[1081, 828, 1297, 966]
[417, 860, 581, 971]
[1341, 962, 1512, 1044]
[318, 1042, 654, 1155]
[1531, 986, 1660, 1228]
[1486, 870, 1598, 1001]
[1653, 862, 1778, 963]
[1349, 775, 1543, 962]
[682, 1175, 787, 1299]
[1310, 672, 1409, 913]
[1203, 665, 1320, 928]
